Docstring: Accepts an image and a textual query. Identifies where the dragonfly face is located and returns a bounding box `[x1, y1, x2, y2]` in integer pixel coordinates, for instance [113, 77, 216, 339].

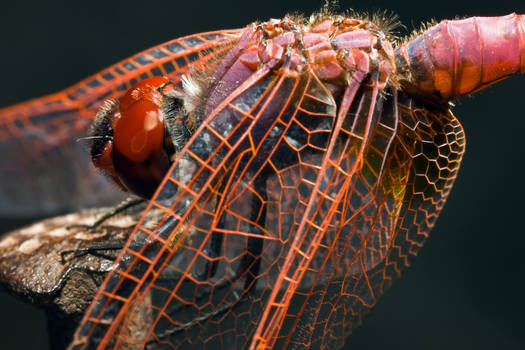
[0, 4, 520, 348]
[88, 76, 185, 198]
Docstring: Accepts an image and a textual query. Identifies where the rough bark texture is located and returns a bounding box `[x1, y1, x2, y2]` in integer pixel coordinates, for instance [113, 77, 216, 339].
[0, 203, 148, 348]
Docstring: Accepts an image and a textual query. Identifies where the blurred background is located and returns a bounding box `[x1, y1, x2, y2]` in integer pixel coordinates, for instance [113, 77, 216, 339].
[0, 0, 524, 348]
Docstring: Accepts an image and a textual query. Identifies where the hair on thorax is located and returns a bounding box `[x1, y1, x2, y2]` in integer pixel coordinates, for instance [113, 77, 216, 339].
[177, 3, 407, 125]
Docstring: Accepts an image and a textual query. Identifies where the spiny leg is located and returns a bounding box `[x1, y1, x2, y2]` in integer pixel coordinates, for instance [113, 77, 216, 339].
[239, 168, 268, 293]
[67, 197, 145, 230]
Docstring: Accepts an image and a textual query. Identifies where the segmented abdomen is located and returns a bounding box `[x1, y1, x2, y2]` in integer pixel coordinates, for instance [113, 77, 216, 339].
[397, 13, 525, 101]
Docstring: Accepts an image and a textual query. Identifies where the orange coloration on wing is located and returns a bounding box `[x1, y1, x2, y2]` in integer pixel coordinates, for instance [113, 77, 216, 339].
[67, 16, 464, 350]
[2, 10, 525, 350]
[0, 29, 242, 215]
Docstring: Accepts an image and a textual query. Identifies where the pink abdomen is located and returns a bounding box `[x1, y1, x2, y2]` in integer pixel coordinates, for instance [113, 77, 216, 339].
[397, 13, 525, 101]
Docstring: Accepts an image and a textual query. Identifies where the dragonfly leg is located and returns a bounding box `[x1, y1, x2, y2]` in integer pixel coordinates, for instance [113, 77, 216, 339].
[201, 215, 226, 280]
[197, 170, 268, 287]
[238, 169, 268, 292]
[196, 182, 228, 281]
[60, 242, 125, 262]
[67, 197, 145, 230]
[59, 240, 145, 263]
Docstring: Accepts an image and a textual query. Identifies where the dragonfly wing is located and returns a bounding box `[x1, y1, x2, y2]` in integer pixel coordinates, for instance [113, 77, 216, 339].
[276, 92, 466, 349]
[0, 29, 242, 216]
[250, 67, 397, 347]
[68, 22, 465, 350]
[68, 52, 346, 347]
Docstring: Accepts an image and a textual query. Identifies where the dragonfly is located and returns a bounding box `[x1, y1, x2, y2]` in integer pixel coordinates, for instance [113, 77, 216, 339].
[0, 6, 519, 347]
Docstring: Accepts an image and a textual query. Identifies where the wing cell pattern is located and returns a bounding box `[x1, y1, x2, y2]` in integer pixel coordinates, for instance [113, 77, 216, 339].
[72, 62, 339, 348]
[277, 92, 465, 349]
[72, 76, 465, 349]
[0, 30, 241, 215]
[69, 20, 466, 350]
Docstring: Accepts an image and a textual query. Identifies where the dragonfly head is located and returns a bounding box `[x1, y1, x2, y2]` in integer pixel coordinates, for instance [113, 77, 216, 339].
[88, 76, 188, 198]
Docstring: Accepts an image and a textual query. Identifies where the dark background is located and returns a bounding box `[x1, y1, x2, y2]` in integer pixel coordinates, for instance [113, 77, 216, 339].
[1, 0, 524, 349]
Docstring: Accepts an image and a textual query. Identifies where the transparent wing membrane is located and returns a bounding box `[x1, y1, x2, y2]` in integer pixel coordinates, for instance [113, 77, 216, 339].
[0, 30, 242, 216]
[66, 18, 468, 349]
[0, 13, 473, 349]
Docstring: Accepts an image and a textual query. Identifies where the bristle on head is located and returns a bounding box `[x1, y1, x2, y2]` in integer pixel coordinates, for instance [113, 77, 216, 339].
[87, 98, 118, 156]
[181, 74, 203, 113]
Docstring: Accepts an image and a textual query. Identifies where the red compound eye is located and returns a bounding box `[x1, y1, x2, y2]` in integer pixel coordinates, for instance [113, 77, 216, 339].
[89, 76, 178, 198]
[105, 76, 175, 198]
[119, 76, 168, 111]
[113, 76, 169, 163]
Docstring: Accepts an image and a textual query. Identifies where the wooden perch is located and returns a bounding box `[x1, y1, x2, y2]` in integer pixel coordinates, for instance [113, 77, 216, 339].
[0, 202, 149, 349]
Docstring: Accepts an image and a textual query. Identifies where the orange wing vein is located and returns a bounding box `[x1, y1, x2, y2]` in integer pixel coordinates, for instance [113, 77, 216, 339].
[69, 23, 466, 350]
[0, 29, 242, 216]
